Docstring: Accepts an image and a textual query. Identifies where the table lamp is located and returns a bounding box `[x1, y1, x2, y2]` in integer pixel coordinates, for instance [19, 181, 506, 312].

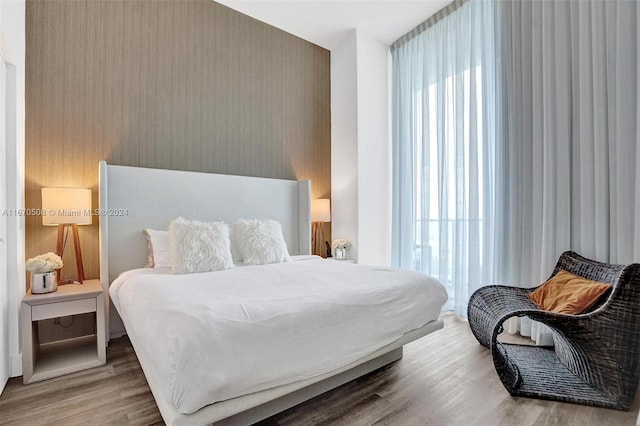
[311, 198, 331, 258]
[42, 187, 92, 284]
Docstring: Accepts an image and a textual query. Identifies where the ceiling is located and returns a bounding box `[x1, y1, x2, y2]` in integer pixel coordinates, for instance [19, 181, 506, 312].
[215, 1, 451, 50]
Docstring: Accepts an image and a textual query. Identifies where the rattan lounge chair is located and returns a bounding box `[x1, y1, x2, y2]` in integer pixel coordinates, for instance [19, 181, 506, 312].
[467, 251, 640, 410]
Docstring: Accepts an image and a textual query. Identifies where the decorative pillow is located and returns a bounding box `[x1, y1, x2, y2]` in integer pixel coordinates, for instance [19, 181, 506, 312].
[168, 217, 234, 274]
[527, 270, 611, 315]
[231, 219, 291, 265]
[143, 229, 171, 268]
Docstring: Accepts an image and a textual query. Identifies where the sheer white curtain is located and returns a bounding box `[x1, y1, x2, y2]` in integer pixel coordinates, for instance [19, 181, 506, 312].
[501, 0, 640, 286]
[500, 0, 639, 345]
[392, 0, 640, 318]
[391, 0, 503, 315]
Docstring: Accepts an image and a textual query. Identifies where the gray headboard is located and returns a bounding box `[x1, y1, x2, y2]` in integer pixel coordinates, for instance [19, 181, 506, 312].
[98, 161, 311, 338]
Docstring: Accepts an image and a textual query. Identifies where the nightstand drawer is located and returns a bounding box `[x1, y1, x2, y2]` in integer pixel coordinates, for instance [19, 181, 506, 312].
[32, 297, 96, 321]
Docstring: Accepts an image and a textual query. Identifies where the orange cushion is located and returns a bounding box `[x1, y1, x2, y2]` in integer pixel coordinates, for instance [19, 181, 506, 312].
[527, 270, 611, 315]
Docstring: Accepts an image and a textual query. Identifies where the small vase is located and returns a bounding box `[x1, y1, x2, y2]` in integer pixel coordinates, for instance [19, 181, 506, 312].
[335, 248, 346, 260]
[30, 271, 58, 294]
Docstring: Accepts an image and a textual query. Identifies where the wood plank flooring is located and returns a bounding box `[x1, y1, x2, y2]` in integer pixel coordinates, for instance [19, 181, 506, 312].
[1, 313, 638, 425]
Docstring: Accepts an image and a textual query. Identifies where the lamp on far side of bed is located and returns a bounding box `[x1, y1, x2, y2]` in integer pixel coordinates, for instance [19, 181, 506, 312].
[42, 187, 92, 284]
[311, 198, 331, 258]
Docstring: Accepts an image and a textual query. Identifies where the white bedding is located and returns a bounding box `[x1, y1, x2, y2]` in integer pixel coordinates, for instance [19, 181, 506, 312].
[109, 256, 447, 415]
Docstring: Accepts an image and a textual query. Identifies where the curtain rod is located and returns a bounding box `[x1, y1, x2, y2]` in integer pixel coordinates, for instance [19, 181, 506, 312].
[390, 0, 470, 52]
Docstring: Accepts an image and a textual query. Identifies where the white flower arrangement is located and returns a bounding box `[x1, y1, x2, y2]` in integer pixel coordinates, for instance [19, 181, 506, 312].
[25, 252, 63, 274]
[332, 239, 352, 250]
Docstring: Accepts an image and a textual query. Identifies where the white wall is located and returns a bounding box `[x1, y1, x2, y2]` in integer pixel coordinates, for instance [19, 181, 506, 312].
[0, 45, 8, 395]
[331, 30, 392, 266]
[331, 31, 359, 261]
[0, 0, 26, 387]
[355, 33, 391, 266]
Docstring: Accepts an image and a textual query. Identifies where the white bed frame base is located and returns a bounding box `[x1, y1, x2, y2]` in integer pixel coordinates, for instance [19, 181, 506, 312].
[145, 319, 443, 426]
[215, 349, 404, 426]
[98, 161, 443, 426]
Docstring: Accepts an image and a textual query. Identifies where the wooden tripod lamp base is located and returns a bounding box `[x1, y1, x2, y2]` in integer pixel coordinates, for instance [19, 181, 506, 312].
[312, 221, 326, 258]
[55, 224, 85, 284]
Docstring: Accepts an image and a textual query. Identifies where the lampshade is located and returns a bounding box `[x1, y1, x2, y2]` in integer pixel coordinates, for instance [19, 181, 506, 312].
[311, 198, 331, 222]
[42, 188, 92, 226]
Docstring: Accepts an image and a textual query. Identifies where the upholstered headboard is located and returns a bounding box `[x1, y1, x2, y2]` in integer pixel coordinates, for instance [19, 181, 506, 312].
[98, 161, 311, 338]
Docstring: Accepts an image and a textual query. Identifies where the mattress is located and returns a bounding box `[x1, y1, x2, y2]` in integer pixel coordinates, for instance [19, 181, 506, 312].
[109, 256, 447, 415]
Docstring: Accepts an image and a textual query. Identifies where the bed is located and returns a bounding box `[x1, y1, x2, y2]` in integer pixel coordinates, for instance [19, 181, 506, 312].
[98, 161, 447, 425]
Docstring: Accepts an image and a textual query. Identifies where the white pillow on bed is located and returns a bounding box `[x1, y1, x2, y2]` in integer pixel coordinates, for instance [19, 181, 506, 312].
[143, 229, 171, 268]
[232, 219, 291, 265]
[169, 217, 234, 274]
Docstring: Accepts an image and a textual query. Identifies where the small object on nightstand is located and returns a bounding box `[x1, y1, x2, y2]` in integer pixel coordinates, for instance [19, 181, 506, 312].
[21, 279, 106, 384]
[30, 271, 58, 294]
[332, 239, 351, 260]
[26, 252, 63, 294]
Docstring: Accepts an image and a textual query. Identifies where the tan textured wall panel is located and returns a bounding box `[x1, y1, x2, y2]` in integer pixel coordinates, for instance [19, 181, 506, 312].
[25, 0, 331, 286]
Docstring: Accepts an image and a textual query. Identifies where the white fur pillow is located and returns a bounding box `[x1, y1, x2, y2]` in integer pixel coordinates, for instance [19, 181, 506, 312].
[169, 217, 234, 274]
[232, 219, 291, 265]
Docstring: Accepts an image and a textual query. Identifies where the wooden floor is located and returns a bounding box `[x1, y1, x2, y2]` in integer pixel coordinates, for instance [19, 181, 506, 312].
[1, 313, 638, 425]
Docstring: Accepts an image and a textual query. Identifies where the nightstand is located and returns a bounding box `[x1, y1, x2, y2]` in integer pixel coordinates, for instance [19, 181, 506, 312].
[328, 258, 356, 264]
[21, 279, 106, 384]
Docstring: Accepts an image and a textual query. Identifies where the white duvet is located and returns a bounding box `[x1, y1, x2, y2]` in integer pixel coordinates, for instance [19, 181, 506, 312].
[110, 256, 447, 414]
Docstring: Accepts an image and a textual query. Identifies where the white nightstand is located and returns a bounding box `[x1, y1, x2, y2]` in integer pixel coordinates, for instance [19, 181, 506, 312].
[328, 258, 356, 264]
[21, 279, 106, 384]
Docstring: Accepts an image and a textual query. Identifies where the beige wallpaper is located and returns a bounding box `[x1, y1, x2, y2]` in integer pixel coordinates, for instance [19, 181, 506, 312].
[25, 0, 331, 285]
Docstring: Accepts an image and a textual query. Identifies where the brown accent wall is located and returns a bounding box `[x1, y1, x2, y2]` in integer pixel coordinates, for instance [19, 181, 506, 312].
[25, 0, 331, 283]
